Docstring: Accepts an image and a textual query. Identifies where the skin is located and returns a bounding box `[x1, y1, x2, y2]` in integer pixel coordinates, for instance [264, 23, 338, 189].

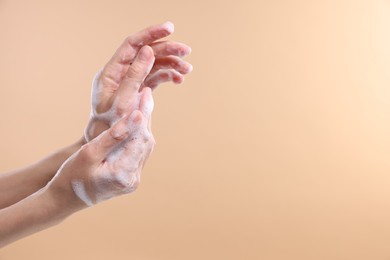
[0, 138, 86, 209]
[85, 21, 192, 142]
[53, 79, 156, 207]
[0, 21, 192, 248]
[0, 107, 152, 247]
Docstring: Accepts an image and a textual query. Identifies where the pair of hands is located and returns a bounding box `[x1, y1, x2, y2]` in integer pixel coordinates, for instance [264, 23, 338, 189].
[48, 22, 192, 209]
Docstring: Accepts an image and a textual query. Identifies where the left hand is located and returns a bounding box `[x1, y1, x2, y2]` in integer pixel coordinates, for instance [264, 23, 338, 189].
[85, 21, 192, 142]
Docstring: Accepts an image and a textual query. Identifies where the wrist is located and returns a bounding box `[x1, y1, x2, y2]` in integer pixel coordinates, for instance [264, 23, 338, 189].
[0, 185, 88, 248]
[43, 181, 88, 220]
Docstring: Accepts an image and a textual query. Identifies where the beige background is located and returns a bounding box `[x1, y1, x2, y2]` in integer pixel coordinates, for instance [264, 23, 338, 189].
[1, 0, 390, 259]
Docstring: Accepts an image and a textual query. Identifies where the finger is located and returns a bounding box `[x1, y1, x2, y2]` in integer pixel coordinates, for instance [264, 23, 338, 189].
[139, 123, 156, 168]
[114, 45, 155, 113]
[139, 87, 154, 119]
[139, 87, 154, 132]
[109, 21, 174, 66]
[148, 114, 152, 134]
[89, 110, 143, 164]
[139, 88, 154, 136]
[150, 41, 192, 57]
[143, 69, 184, 90]
[120, 112, 150, 160]
[150, 56, 193, 75]
[140, 141, 154, 168]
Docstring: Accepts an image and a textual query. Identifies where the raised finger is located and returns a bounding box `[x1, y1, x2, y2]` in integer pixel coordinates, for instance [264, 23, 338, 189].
[151, 56, 193, 75]
[109, 21, 174, 66]
[114, 45, 155, 114]
[143, 69, 184, 90]
[138, 87, 154, 133]
[150, 41, 192, 57]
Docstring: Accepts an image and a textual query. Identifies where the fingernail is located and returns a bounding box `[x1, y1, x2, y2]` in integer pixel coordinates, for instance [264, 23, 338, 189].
[163, 21, 174, 33]
[179, 47, 191, 57]
[175, 76, 184, 85]
[187, 64, 193, 73]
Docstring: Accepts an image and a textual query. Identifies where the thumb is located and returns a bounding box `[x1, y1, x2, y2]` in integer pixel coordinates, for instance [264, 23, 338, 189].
[88, 110, 143, 163]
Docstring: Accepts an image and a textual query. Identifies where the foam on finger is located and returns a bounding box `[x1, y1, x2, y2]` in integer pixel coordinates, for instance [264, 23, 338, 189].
[75, 96, 155, 206]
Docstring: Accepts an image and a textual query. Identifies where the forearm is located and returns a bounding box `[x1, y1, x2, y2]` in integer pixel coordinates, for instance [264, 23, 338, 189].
[0, 185, 85, 248]
[0, 137, 85, 209]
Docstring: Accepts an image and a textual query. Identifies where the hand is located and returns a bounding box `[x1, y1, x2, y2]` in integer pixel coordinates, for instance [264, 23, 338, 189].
[48, 87, 155, 208]
[48, 46, 157, 207]
[84, 21, 192, 142]
[0, 91, 154, 247]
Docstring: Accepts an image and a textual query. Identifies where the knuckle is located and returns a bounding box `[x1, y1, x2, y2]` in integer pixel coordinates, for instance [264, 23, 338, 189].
[165, 41, 174, 52]
[126, 66, 145, 83]
[115, 105, 126, 116]
[126, 35, 133, 44]
[171, 58, 181, 68]
[115, 99, 133, 116]
[142, 132, 152, 144]
[126, 65, 140, 78]
[160, 71, 172, 80]
[109, 127, 126, 141]
[79, 144, 95, 162]
[143, 133, 156, 152]
[118, 173, 141, 192]
[126, 36, 139, 48]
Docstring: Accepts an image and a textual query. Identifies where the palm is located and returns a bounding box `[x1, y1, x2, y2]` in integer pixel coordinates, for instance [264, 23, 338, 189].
[84, 22, 192, 142]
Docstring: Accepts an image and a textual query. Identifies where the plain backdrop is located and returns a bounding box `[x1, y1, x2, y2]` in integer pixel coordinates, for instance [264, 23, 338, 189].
[1, 0, 390, 259]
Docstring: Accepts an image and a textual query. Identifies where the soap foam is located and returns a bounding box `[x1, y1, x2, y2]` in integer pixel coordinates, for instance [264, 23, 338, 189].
[72, 180, 94, 207]
[85, 70, 143, 142]
[77, 81, 154, 206]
